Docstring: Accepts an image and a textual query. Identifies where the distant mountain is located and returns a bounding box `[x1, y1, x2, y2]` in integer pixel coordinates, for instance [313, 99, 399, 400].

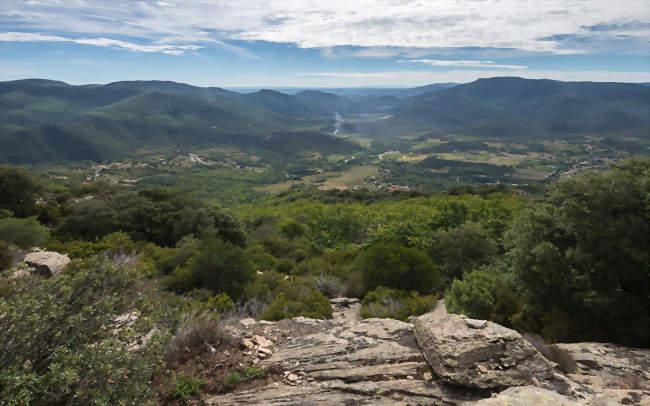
[393, 83, 459, 98]
[3, 77, 649, 164]
[294, 90, 355, 113]
[0, 80, 351, 163]
[385, 77, 650, 138]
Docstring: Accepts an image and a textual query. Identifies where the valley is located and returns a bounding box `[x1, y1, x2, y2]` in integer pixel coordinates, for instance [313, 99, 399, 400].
[3, 77, 647, 206]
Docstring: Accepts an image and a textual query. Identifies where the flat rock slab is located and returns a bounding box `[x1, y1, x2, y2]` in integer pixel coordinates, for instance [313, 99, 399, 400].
[472, 386, 587, 406]
[207, 317, 483, 405]
[414, 308, 554, 389]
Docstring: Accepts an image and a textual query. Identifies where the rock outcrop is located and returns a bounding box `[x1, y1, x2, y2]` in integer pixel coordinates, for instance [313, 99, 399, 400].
[473, 386, 585, 406]
[414, 302, 554, 389]
[206, 298, 650, 405]
[208, 301, 483, 405]
[24, 250, 70, 277]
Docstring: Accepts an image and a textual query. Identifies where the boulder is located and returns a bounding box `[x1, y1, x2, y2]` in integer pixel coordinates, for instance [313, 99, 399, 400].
[473, 386, 586, 406]
[414, 304, 554, 389]
[24, 250, 70, 277]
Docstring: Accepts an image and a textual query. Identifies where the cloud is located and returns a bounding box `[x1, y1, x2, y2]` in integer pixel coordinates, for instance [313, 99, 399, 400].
[404, 60, 527, 69]
[0, 31, 201, 54]
[0, 0, 648, 56]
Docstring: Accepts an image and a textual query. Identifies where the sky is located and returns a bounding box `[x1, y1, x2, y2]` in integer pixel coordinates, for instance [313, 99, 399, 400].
[0, 0, 649, 87]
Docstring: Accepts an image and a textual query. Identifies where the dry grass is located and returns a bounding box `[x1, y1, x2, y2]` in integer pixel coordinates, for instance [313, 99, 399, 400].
[165, 314, 232, 364]
[523, 333, 578, 374]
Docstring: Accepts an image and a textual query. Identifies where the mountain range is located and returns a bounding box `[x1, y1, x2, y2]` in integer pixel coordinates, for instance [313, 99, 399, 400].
[1, 77, 648, 163]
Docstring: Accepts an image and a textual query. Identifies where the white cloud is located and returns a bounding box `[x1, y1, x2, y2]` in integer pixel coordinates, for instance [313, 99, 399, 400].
[404, 60, 528, 69]
[1, 0, 648, 55]
[0, 31, 201, 54]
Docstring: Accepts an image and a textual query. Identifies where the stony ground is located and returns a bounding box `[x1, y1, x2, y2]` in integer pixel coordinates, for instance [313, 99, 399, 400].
[204, 298, 650, 405]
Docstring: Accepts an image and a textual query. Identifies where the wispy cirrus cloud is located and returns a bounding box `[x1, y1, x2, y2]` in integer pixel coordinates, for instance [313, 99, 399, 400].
[1, 0, 648, 56]
[403, 59, 528, 69]
[0, 31, 201, 54]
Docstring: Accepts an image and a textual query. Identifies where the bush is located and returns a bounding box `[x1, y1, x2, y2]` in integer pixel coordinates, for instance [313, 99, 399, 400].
[312, 274, 343, 298]
[0, 258, 166, 405]
[189, 238, 253, 299]
[262, 279, 332, 320]
[428, 221, 498, 282]
[353, 241, 443, 296]
[244, 270, 287, 300]
[446, 266, 522, 328]
[0, 240, 13, 271]
[164, 266, 195, 293]
[360, 286, 437, 321]
[522, 334, 577, 374]
[222, 367, 268, 390]
[170, 372, 204, 400]
[165, 315, 231, 364]
[0, 216, 49, 249]
[0, 165, 43, 218]
[223, 371, 244, 388]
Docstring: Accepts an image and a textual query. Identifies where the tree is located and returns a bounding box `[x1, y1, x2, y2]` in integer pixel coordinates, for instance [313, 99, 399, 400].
[0, 165, 43, 218]
[506, 158, 650, 345]
[189, 238, 253, 299]
[354, 241, 443, 295]
[0, 216, 49, 249]
[428, 221, 498, 282]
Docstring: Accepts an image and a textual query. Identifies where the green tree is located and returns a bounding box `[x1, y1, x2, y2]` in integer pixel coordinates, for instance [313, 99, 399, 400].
[429, 221, 498, 282]
[506, 159, 650, 345]
[189, 238, 253, 299]
[354, 241, 443, 295]
[0, 165, 43, 218]
[0, 216, 49, 249]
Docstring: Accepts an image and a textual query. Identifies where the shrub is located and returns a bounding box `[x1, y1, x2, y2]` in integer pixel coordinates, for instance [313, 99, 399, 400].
[222, 367, 267, 390]
[164, 266, 195, 293]
[0, 258, 166, 405]
[165, 315, 231, 364]
[170, 372, 204, 400]
[189, 237, 253, 299]
[207, 292, 236, 313]
[312, 274, 343, 298]
[223, 371, 244, 388]
[522, 334, 577, 374]
[360, 286, 437, 321]
[353, 241, 443, 296]
[244, 270, 287, 300]
[428, 221, 498, 282]
[0, 165, 43, 218]
[0, 216, 49, 249]
[244, 366, 268, 380]
[262, 279, 332, 320]
[446, 266, 522, 328]
[0, 240, 13, 271]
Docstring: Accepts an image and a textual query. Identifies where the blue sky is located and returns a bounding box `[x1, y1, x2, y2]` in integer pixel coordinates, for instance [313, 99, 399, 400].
[1, 0, 649, 87]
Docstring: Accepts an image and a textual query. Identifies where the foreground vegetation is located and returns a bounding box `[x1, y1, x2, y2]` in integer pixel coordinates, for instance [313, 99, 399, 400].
[0, 157, 648, 403]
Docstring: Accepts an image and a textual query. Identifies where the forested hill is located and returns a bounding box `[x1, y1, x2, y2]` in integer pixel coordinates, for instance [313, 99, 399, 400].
[1, 77, 649, 164]
[370, 77, 650, 138]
